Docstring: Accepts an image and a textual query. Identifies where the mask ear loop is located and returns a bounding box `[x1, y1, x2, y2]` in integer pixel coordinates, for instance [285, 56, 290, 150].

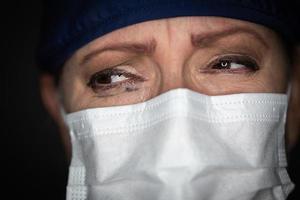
[284, 82, 292, 123]
[57, 92, 76, 150]
[56, 90, 68, 123]
[60, 105, 68, 122]
[287, 82, 292, 101]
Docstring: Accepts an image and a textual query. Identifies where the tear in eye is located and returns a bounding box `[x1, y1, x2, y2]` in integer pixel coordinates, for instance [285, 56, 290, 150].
[87, 67, 146, 92]
[95, 72, 129, 85]
[110, 74, 129, 83]
[87, 69, 131, 89]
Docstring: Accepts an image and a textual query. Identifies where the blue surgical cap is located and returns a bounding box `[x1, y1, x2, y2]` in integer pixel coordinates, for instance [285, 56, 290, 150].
[37, 0, 300, 74]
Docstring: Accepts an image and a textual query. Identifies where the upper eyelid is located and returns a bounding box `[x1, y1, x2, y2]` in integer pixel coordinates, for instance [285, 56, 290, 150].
[88, 68, 130, 83]
[205, 54, 258, 67]
[86, 54, 148, 76]
[87, 66, 146, 86]
[86, 62, 134, 81]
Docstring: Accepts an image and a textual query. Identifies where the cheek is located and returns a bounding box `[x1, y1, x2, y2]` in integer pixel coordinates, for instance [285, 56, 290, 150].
[259, 69, 288, 93]
[257, 53, 289, 93]
[61, 77, 88, 113]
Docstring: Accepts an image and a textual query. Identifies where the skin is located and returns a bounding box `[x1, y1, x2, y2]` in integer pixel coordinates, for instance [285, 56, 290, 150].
[39, 17, 300, 159]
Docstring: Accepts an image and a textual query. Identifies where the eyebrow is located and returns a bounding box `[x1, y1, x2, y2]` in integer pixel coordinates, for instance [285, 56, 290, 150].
[81, 39, 157, 65]
[81, 26, 268, 65]
[191, 26, 269, 49]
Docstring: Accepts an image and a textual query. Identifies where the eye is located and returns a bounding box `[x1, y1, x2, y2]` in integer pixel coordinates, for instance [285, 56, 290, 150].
[88, 69, 129, 87]
[87, 66, 146, 92]
[206, 55, 259, 73]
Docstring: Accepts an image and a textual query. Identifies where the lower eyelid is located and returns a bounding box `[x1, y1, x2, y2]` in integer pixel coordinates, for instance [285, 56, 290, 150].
[199, 68, 246, 74]
[199, 64, 257, 74]
[91, 76, 145, 92]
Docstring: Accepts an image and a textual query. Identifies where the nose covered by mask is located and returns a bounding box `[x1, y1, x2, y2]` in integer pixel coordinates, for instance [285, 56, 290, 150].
[63, 88, 294, 200]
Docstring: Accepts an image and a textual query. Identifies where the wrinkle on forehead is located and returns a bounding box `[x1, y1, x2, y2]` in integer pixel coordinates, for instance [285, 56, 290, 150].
[80, 17, 271, 50]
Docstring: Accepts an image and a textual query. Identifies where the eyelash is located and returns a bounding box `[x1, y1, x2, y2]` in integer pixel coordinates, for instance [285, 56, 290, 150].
[87, 68, 145, 91]
[204, 55, 259, 73]
[87, 55, 259, 93]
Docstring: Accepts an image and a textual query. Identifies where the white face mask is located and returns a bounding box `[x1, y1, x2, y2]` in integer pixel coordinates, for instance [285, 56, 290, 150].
[63, 88, 294, 200]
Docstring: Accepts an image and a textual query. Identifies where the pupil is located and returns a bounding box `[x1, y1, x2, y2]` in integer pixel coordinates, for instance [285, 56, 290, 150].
[221, 61, 229, 68]
[96, 74, 112, 84]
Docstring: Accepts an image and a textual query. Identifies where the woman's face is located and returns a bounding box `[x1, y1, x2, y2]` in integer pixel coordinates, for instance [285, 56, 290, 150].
[60, 17, 289, 113]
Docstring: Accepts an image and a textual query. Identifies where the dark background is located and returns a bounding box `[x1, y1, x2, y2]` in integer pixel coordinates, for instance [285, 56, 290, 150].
[4, 1, 68, 199]
[4, 1, 299, 199]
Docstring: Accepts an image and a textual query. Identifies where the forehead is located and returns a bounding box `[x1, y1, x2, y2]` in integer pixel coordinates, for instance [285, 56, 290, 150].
[76, 16, 275, 56]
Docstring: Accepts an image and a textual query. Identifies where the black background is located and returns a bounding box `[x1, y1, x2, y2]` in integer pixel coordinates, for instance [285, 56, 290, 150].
[4, 1, 68, 199]
[4, 1, 299, 199]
